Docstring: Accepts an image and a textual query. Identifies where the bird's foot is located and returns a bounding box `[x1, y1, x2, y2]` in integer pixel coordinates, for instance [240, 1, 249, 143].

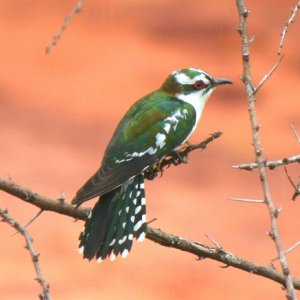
[171, 150, 188, 166]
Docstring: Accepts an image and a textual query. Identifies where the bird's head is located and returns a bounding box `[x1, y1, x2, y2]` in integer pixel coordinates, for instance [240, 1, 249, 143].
[161, 68, 232, 104]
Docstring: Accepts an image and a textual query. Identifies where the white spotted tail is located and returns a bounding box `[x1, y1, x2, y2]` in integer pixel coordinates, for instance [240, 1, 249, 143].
[78, 175, 146, 262]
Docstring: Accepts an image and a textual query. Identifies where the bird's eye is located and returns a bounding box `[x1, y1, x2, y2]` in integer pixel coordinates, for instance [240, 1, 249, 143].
[194, 80, 206, 90]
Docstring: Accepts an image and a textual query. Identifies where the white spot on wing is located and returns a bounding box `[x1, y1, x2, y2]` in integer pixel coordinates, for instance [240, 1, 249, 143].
[147, 147, 157, 155]
[134, 220, 143, 232]
[163, 122, 171, 134]
[119, 236, 127, 245]
[135, 205, 142, 215]
[137, 232, 146, 242]
[109, 239, 116, 246]
[155, 133, 166, 149]
[78, 246, 84, 254]
[165, 110, 183, 131]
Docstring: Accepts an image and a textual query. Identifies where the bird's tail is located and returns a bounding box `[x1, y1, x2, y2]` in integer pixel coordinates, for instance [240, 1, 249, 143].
[78, 175, 147, 262]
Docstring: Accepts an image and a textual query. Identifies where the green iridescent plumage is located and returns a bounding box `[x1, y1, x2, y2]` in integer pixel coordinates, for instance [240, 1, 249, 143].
[72, 68, 232, 262]
[73, 91, 196, 203]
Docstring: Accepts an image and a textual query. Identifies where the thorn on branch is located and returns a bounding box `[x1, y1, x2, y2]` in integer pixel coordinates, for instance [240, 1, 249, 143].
[274, 207, 281, 218]
[205, 234, 223, 250]
[242, 7, 250, 17]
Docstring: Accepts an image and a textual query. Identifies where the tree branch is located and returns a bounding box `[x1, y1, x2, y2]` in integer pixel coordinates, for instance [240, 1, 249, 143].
[236, 1, 297, 298]
[232, 154, 300, 171]
[46, 0, 84, 54]
[145, 131, 222, 179]
[1, 177, 300, 290]
[0, 208, 51, 300]
[278, 1, 300, 55]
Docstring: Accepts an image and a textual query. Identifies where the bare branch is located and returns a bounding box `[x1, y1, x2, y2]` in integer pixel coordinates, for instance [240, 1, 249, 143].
[1, 177, 300, 289]
[232, 154, 300, 171]
[46, 0, 84, 54]
[0, 208, 51, 300]
[147, 227, 300, 289]
[278, 1, 300, 55]
[236, 1, 297, 298]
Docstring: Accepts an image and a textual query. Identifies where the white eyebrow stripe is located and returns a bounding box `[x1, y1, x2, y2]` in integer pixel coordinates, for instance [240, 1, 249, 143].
[174, 72, 210, 85]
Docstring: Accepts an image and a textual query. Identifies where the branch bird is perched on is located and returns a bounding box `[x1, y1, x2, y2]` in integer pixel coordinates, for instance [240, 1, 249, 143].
[72, 68, 232, 263]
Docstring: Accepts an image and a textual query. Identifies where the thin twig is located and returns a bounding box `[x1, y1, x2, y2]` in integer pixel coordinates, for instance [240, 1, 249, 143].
[11, 209, 44, 237]
[0, 208, 51, 300]
[1, 177, 300, 289]
[232, 154, 300, 171]
[46, 0, 84, 54]
[227, 197, 265, 204]
[278, 1, 300, 55]
[24, 209, 44, 229]
[255, 56, 283, 94]
[291, 125, 300, 144]
[284, 166, 297, 190]
[284, 167, 300, 201]
[272, 240, 300, 262]
[236, 1, 297, 298]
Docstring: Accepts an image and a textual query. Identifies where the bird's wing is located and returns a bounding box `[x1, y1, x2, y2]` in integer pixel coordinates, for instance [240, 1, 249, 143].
[72, 91, 196, 205]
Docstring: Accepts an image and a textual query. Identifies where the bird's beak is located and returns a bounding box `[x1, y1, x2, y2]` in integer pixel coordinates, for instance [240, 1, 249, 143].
[213, 78, 232, 86]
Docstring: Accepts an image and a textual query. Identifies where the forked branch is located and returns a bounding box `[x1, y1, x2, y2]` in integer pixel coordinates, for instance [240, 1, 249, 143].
[236, 1, 297, 298]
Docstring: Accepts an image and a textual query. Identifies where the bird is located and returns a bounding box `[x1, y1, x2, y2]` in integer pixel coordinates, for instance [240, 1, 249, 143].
[72, 68, 232, 263]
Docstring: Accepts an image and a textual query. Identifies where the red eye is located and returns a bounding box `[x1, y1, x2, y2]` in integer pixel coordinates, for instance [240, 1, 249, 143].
[194, 80, 206, 90]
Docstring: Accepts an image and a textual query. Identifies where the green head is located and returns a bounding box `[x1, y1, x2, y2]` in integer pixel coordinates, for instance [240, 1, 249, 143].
[161, 68, 232, 100]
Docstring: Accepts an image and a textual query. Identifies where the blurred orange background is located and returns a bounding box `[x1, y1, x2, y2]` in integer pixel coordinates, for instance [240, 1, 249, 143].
[1, 1, 300, 299]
